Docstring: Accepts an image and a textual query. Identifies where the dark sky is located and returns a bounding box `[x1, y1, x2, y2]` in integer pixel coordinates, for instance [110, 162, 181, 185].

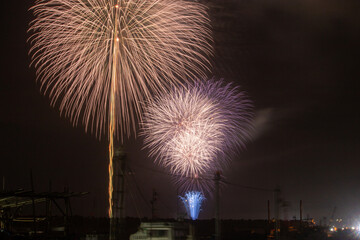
[1, 0, 359, 222]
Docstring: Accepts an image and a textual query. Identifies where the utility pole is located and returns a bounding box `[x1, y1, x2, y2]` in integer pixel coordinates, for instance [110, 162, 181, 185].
[0, 176, 5, 230]
[267, 200, 271, 222]
[214, 171, 221, 240]
[46, 180, 52, 234]
[300, 200, 303, 230]
[150, 189, 157, 220]
[274, 187, 280, 240]
[267, 200, 271, 238]
[110, 146, 126, 240]
[30, 170, 37, 238]
[176, 188, 179, 220]
[64, 185, 69, 237]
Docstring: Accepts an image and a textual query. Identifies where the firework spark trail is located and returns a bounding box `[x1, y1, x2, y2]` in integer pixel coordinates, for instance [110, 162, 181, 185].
[107, 0, 119, 217]
[141, 79, 254, 179]
[28, 0, 213, 218]
[180, 191, 205, 220]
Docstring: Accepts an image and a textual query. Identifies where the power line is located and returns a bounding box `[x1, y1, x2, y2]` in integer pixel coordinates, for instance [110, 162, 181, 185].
[126, 166, 152, 210]
[124, 174, 143, 220]
[221, 179, 273, 192]
[130, 162, 273, 193]
[129, 162, 213, 181]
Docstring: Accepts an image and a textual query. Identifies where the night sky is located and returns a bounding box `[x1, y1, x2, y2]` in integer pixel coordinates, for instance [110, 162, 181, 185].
[1, 0, 359, 222]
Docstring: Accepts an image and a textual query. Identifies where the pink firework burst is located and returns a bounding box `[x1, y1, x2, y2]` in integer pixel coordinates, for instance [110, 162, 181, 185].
[141, 79, 254, 178]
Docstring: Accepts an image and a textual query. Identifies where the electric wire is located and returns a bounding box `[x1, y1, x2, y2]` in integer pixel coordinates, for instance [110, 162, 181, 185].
[124, 173, 143, 221]
[131, 162, 274, 193]
[127, 165, 152, 210]
[220, 179, 274, 192]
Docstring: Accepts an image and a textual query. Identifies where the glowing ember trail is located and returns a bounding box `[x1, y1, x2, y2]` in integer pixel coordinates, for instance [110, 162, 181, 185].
[28, 0, 213, 218]
[108, 0, 119, 217]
